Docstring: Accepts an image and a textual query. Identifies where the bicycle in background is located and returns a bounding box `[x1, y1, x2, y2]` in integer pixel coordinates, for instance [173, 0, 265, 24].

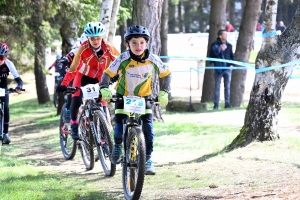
[59, 87, 77, 160]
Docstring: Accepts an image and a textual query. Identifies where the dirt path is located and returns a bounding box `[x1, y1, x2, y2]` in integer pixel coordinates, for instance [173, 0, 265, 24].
[6, 74, 300, 199]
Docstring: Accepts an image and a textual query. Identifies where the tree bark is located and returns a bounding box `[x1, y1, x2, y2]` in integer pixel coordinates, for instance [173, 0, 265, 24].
[201, 0, 227, 103]
[228, 0, 235, 28]
[132, 0, 164, 121]
[32, 0, 50, 104]
[107, 0, 121, 43]
[230, 0, 263, 107]
[178, 0, 184, 32]
[119, 21, 127, 52]
[57, 20, 77, 115]
[99, 0, 114, 40]
[161, 0, 168, 61]
[228, 0, 300, 150]
[168, 0, 176, 33]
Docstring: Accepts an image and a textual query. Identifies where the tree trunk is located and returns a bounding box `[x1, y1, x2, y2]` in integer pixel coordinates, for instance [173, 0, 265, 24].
[178, 0, 184, 32]
[183, 1, 193, 33]
[230, 0, 263, 107]
[60, 20, 77, 55]
[32, 0, 50, 104]
[201, 0, 227, 103]
[58, 20, 77, 115]
[168, 0, 176, 33]
[107, 0, 121, 43]
[132, 0, 164, 121]
[227, 0, 300, 150]
[228, 0, 235, 28]
[198, 0, 206, 33]
[119, 21, 127, 52]
[100, 0, 114, 40]
[161, 0, 168, 61]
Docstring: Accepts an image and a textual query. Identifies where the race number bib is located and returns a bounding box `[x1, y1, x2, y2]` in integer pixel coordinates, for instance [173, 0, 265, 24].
[81, 84, 100, 100]
[123, 96, 145, 114]
[0, 88, 5, 97]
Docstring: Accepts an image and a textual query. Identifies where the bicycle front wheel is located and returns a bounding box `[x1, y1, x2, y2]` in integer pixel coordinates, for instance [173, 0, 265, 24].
[59, 104, 76, 160]
[94, 110, 116, 176]
[78, 116, 94, 170]
[122, 127, 146, 200]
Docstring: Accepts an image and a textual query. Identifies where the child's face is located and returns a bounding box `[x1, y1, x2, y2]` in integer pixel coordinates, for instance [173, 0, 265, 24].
[88, 36, 102, 49]
[126, 37, 148, 56]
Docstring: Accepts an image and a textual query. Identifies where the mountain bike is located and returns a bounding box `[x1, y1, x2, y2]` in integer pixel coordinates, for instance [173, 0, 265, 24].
[110, 95, 158, 200]
[0, 88, 25, 145]
[71, 84, 116, 175]
[59, 87, 77, 160]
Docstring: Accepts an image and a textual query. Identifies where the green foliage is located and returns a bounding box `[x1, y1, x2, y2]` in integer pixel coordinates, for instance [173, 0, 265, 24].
[118, 0, 133, 26]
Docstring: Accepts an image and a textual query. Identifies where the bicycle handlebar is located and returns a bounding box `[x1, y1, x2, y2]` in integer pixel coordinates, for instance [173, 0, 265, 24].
[110, 95, 159, 105]
[64, 87, 79, 94]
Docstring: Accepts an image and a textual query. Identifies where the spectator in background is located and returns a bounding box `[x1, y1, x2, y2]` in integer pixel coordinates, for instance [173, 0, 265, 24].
[226, 21, 235, 32]
[210, 30, 235, 110]
[276, 21, 286, 33]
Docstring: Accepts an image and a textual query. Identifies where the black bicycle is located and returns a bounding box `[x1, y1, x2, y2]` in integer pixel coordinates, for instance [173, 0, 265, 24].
[0, 88, 25, 145]
[110, 95, 157, 200]
[70, 84, 116, 175]
[59, 87, 77, 160]
[53, 71, 64, 108]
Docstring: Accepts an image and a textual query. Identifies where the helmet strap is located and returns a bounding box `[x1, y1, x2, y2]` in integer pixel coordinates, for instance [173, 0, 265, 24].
[129, 49, 149, 63]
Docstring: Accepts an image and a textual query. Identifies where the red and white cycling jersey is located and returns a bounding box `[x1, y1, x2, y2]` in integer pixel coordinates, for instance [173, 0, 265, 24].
[61, 40, 120, 86]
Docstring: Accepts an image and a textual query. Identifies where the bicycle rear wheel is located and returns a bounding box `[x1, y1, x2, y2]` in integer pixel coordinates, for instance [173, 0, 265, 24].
[94, 110, 116, 176]
[78, 116, 94, 170]
[59, 104, 76, 160]
[122, 127, 146, 200]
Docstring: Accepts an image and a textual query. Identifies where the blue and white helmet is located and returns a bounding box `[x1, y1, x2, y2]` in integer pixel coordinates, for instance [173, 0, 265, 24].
[84, 22, 106, 37]
[124, 25, 150, 42]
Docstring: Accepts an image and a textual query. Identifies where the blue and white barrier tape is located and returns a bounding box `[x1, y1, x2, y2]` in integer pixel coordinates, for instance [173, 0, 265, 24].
[160, 56, 300, 77]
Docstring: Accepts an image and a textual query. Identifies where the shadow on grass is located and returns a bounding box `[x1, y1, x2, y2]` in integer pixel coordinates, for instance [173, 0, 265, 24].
[9, 97, 59, 137]
[0, 170, 119, 200]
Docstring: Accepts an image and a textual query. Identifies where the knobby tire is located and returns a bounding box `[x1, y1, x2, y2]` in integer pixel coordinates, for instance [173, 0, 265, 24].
[79, 116, 95, 170]
[122, 127, 146, 200]
[59, 104, 76, 160]
[93, 110, 116, 176]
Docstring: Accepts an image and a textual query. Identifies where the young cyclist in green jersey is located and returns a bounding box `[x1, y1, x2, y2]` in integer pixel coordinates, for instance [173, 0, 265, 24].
[99, 25, 171, 175]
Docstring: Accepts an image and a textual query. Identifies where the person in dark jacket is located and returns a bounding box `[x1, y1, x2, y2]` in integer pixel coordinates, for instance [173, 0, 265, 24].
[210, 29, 235, 110]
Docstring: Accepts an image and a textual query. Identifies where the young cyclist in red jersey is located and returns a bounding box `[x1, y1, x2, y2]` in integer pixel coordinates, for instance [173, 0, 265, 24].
[57, 33, 88, 123]
[56, 22, 120, 140]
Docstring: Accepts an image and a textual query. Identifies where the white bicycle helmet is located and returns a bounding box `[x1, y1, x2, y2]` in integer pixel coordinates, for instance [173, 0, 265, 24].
[0, 42, 9, 56]
[124, 25, 150, 42]
[84, 22, 106, 37]
[80, 33, 88, 44]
